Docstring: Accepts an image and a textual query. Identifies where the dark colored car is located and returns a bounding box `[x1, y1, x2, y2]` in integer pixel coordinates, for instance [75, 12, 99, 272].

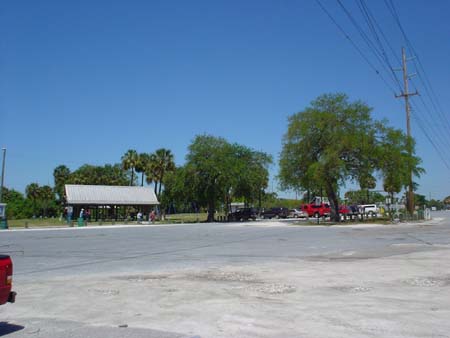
[228, 208, 257, 222]
[261, 207, 289, 219]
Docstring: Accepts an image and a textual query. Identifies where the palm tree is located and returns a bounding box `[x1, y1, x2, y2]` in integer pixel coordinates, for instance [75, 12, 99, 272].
[145, 153, 157, 192]
[135, 153, 151, 186]
[26, 183, 41, 216]
[39, 185, 55, 217]
[53, 165, 71, 202]
[152, 148, 176, 198]
[121, 149, 139, 186]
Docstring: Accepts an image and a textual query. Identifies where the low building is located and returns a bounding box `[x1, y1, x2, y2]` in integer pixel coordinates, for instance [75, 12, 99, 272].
[65, 184, 159, 221]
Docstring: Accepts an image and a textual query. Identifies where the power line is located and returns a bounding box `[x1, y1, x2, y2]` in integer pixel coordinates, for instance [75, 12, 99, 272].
[356, 0, 403, 91]
[336, 0, 401, 91]
[315, 0, 397, 95]
[414, 93, 450, 150]
[384, 0, 450, 134]
[383, 0, 450, 172]
[317, 0, 450, 173]
[410, 108, 450, 171]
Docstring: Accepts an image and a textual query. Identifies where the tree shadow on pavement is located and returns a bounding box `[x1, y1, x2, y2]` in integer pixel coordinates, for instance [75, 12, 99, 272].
[0, 322, 25, 336]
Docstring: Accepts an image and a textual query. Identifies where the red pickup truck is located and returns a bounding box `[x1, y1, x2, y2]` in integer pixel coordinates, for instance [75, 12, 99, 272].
[0, 255, 16, 305]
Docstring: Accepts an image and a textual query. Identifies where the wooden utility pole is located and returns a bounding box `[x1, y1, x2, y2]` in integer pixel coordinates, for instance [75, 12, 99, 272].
[395, 47, 418, 216]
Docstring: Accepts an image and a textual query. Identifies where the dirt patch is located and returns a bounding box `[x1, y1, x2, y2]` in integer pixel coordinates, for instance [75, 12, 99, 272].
[115, 274, 169, 282]
[88, 288, 120, 296]
[186, 271, 259, 283]
[250, 283, 297, 295]
[329, 285, 373, 293]
[403, 276, 450, 287]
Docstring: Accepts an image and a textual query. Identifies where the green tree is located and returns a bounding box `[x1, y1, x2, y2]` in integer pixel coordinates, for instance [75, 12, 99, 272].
[26, 183, 41, 216]
[38, 185, 56, 217]
[53, 165, 71, 202]
[135, 153, 151, 187]
[25, 183, 57, 217]
[68, 164, 128, 186]
[185, 135, 230, 221]
[279, 93, 380, 221]
[121, 149, 139, 186]
[183, 135, 271, 222]
[152, 148, 176, 198]
[229, 145, 272, 210]
[414, 193, 426, 208]
[160, 166, 195, 213]
[344, 190, 385, 205]
[379, 127, 424, 209]
[426, 198, 444, 210]
[2, 187, 29, 219]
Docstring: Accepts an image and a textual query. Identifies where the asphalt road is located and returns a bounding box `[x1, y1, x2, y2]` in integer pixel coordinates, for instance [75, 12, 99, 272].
[1, 211, 450, 337]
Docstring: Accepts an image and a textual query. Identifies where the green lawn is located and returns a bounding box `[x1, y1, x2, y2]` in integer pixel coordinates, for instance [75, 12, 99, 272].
[6, 213, 213, 228]
[7, 218, 68, 228]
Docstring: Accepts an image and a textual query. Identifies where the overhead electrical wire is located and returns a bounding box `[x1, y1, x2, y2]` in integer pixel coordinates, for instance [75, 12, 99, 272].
[356, 0, 403, 91]
[384, 0, 450, 134]
[410, 106, 450, 171]
[384, 0, 450, 163]
[351, 0, 450, 166]
[316, 0, 450, 172]
[336, 0, 401, 92]
[315, 0, 397, 95]
[413, 91, 450, 150]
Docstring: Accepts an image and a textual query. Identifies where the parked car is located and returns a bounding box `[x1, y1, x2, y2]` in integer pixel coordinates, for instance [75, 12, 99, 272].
[358, 204, 379, 216]
[0, 255, 16, 305]
[228, 208, 257, 222]
[338, 205, 351, 215]
[289, 208, 307, 218]
[261, 207, 289, 219]
[301, 203, 331, 218]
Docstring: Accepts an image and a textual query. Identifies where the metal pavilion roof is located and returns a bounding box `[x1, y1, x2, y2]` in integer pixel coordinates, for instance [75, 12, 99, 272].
[65, 185, 159, 205]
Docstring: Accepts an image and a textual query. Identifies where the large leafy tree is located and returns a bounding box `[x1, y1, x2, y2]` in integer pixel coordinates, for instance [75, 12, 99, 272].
[121, 149, 139, 186]
[185, 135, 230, 221]
[160, 166, 196, 213]
[2, 187, 30, 219]
[25, 183, 57, 217]
[182, 135, 271, 222]
[68, 164, 128, 186]
[229, 145, 272, 209]
[279, 93, 380, 221]
[378, 127, 424, 207]
[344, 190, 385, 205]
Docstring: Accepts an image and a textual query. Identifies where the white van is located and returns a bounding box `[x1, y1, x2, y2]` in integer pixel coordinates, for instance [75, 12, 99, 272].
[358, 204, 379, 216]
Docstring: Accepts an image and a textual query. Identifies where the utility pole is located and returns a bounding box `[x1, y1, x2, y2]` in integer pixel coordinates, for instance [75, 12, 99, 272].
[0, 148, 6, 203]
[395, 47, 418, 216]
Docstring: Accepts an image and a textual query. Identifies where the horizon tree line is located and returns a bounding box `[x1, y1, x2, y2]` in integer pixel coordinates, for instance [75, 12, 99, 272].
[3, 92, 445, 221]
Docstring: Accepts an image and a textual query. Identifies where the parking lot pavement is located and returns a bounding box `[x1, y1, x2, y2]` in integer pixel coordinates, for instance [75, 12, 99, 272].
[0, 318, 193, 338]
[1, 212, 450, 337]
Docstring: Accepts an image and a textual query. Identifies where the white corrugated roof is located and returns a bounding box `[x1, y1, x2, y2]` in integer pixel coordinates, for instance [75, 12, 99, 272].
[65, 185, 159, 205]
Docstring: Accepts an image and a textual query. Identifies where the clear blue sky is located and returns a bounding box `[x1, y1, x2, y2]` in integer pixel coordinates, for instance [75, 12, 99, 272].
[1, 0, 449, 200]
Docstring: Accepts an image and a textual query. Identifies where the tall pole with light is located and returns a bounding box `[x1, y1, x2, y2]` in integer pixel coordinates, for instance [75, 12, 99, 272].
[0, 148, 6, 203]
[0, 148, 6, 229]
